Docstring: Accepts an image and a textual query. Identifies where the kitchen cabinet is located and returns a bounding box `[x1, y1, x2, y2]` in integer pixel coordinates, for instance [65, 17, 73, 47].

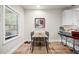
[61, 36, 67, 45]
[62, 10, 78, 25]
[67, 38, 74, 49]
[76, 11, 79, 28]
[75, 40, 79, 53]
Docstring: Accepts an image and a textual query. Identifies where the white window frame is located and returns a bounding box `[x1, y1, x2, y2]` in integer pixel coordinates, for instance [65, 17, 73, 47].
[2, 5, 20, 44]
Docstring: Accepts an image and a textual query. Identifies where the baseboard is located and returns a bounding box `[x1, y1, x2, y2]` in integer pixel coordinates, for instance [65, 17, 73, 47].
[49, 39, 61, 42]
[24, 39, 61, 43]
[7, 40, 25, 54]
[25, 39, 61, 43]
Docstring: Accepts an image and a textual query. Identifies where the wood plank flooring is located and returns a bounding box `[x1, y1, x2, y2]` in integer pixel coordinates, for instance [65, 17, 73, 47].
[13, 42, 74, 54]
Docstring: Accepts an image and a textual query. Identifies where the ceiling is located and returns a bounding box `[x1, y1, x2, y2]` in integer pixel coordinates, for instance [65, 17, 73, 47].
[22, 5, 72, 10]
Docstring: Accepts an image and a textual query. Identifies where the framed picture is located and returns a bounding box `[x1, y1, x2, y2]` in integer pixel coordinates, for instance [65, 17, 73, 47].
[35, 18, 45, 28]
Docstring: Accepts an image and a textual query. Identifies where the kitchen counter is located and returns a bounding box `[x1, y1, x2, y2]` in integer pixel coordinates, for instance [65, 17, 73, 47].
[58, 31, 79, 40]
[58, 31, 72, 37]
[58, 31, 79, 53]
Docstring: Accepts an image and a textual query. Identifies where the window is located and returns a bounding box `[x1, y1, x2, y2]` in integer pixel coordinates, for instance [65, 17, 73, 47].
[5, 6, 18, 40]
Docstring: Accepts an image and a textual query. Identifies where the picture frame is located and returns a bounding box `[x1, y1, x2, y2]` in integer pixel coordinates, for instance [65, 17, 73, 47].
[35, 18, 45, 28]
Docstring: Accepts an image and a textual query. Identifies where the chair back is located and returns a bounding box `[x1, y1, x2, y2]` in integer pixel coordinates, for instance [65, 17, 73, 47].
[45, 31, 49, 39]
[31, 31, 34, 40]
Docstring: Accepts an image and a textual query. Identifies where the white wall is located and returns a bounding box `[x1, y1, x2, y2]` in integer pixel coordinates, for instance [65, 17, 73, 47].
[24, 9, 63, 42]
[0, 5, 3, 53]
[0, 5, 25, 54]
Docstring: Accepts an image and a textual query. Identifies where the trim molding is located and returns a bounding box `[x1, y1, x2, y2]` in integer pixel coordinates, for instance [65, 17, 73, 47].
[49, 39, 61, 42]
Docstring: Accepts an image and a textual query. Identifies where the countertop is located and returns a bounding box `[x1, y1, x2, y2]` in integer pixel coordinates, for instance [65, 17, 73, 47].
[58, 31, 79, 40]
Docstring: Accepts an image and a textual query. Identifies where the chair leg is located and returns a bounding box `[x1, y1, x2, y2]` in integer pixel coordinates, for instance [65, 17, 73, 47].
[46, 42, 49, 53]
[31, 42, 34, 53]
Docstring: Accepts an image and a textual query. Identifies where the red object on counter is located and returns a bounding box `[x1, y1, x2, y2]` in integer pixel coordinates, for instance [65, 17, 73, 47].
[72, 31, 79, 34]
[70, 36, 79, 40]
[70, 31, 79, 40]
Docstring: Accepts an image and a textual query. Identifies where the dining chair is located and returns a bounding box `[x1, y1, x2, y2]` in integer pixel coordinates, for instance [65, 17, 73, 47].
[30, 31, 34, 53]
[45, 31, 49, 53]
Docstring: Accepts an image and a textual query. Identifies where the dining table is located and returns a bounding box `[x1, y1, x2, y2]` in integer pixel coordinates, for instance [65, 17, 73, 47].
[31, 32, 48, 53]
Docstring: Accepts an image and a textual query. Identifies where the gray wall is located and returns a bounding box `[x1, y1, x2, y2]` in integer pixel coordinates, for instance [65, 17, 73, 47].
[24, 9, 63, 42]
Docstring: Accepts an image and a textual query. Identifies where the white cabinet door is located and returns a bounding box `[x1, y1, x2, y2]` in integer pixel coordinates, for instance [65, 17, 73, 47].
[76, 11, 79, 28]
[72, 11, 78, 25]
[62, 10, 72, 25]
[62, 10, 78, 25]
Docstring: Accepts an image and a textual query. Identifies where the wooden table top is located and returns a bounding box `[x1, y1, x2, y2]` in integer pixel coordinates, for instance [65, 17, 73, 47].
[32, 33, 47, 38]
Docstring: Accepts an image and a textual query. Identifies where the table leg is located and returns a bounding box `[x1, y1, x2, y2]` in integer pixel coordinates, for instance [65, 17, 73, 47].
[46, 41, 48, 53]
[31, 42, 33, 53]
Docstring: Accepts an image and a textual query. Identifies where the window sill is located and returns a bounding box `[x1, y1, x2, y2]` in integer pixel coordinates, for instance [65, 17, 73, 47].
[5, 35, 18, 40]
[3, 35, 20, 45]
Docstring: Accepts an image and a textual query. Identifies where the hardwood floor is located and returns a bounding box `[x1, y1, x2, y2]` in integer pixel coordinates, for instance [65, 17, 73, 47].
[13, 42, 74, 54]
